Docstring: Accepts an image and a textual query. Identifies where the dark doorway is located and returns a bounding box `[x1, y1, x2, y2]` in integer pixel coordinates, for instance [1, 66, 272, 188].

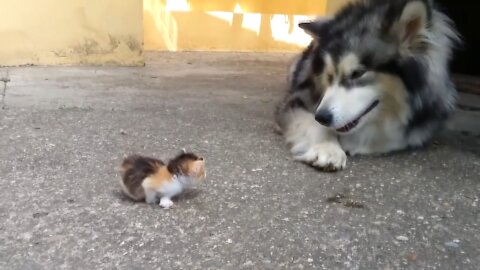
[437, 2, 480, 95]
[437, 2, 479, 76]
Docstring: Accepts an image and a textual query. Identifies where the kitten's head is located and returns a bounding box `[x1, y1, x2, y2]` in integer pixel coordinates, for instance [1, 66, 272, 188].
[167, 151, 206, 184]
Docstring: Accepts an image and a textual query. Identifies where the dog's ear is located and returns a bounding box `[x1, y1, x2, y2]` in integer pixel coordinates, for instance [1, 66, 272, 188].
[299, 17, 332, 38]
[391, 0, 430, 47]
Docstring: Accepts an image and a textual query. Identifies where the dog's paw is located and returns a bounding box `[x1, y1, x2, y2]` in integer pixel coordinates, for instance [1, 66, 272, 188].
[292, 142, 347, 171]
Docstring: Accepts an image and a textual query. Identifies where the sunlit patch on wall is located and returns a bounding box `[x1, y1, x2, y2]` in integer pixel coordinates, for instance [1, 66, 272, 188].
[270, 15, 313, 46]
[145, 0, 323, 51]
[166, 0, 190, 11]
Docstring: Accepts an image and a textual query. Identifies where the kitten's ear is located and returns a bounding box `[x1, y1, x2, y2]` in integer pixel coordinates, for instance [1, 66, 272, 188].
[299, 17, 332, 38]
[389, 1, 429, 47]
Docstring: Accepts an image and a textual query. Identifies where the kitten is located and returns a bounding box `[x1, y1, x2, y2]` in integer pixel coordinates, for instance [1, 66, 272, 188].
[120, 151, 206, 208]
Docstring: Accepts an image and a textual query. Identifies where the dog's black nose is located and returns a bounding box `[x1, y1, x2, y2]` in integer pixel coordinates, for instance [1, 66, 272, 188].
[315, 110, 333, 126]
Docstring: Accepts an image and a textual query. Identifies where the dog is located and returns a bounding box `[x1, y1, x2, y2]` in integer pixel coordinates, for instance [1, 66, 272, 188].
[275, 0, 460, 171]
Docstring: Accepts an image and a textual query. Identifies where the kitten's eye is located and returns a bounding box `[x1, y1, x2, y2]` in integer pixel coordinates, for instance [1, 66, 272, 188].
[350, 69, 367, 80]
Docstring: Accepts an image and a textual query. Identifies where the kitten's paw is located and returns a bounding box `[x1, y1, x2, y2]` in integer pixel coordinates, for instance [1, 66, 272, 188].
[292, 142, 347, 171]
[159, 198, 174, 209]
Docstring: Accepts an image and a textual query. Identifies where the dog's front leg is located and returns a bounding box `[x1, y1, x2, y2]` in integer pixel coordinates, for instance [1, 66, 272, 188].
[282, 108, 347, 171]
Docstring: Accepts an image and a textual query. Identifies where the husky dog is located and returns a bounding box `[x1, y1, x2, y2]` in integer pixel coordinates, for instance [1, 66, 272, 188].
[275, 0, 460, 171]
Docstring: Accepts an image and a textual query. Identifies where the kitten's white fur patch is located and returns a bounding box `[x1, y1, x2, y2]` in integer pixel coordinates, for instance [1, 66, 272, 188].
[145, 175, 197, 208]
[161, 177, 185, 198]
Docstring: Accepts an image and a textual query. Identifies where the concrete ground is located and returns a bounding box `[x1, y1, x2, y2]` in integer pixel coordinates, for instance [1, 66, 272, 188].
[0, 52, 479, 270]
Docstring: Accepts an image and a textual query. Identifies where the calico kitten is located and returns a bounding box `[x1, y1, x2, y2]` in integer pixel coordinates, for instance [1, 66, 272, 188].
[120, 151, 206, 208]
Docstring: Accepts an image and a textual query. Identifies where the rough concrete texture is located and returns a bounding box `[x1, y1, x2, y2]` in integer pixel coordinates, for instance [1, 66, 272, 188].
[0, 52, 479, 270]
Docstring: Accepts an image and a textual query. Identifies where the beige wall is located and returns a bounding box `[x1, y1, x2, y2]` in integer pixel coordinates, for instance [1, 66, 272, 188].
[326, 0, 354, 14]
[0, 0, 144, 66]
[0, 0, 353, 66]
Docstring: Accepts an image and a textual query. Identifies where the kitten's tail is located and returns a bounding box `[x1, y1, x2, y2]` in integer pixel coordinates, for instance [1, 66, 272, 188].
[120, 154, 164, 201]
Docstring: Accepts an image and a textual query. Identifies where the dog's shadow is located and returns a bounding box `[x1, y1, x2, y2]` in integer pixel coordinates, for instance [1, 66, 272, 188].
[437, 131, 480, 157]
[361, 131, 479, 159]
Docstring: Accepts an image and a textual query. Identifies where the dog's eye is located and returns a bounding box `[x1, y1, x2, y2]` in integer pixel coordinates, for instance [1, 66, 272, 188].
[327, 74, 334, 84]
[350, 69, 366, 80]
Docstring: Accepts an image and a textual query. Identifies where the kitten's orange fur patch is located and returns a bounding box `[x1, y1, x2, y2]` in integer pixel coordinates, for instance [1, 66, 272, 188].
[142, 166, 173, 190]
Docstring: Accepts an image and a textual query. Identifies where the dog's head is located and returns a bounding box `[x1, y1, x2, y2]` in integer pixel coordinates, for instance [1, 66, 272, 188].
[301, 0, 434, 134]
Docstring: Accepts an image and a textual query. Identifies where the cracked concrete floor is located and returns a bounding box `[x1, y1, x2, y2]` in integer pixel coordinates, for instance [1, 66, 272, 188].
[0, 52, 479, 270]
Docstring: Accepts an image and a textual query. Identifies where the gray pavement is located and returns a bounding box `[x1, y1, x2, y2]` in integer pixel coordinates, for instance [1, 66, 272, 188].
[0, 52, 479, 270]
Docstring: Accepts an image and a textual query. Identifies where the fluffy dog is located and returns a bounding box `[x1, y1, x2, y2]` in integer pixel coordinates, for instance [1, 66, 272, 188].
[275, 0, 460, 170]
